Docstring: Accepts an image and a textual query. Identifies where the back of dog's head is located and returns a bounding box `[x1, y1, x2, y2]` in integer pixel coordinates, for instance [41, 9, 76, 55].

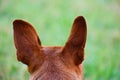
[13, 16, 87, 80]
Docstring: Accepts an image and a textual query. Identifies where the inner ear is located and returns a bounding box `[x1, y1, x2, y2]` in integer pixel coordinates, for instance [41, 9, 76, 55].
[13, 20, 41, 47]
[62, 16, 87, 65]
[66, 16, 87, 48]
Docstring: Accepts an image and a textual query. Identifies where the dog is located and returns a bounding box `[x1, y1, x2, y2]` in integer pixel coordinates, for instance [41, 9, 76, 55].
[13, 16, 87, 80]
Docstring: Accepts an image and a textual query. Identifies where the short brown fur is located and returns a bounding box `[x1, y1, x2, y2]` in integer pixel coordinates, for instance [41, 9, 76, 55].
[13, 16, 87, 80]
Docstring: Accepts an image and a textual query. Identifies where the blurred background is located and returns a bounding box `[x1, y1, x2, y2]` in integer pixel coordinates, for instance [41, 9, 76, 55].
[0, 0, 120, 80]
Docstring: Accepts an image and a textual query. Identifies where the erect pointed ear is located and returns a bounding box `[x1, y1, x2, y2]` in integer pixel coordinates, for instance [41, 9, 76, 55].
[63, 16, 87, 65]
[13, 20, 42, 65]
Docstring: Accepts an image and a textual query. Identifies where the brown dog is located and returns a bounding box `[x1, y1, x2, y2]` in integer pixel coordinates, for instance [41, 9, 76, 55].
[13, 16, 87, 80]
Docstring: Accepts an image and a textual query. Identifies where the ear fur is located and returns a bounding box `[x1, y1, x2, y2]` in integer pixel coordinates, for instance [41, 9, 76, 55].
[13, 20, 42, 65]
[63, 16, 87, 65]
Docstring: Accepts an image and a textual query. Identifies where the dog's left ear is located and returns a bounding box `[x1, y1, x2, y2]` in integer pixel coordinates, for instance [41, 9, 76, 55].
[62, 16, 87, 65]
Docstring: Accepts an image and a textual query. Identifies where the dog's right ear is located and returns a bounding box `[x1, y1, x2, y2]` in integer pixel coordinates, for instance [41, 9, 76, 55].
[13, 20, 42, 65]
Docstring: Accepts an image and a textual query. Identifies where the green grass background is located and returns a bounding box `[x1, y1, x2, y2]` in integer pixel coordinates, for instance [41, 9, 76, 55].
[0, 0, 120, 80]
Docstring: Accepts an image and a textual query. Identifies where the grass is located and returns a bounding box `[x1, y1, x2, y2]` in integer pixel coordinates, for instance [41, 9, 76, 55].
[0, 0, 120, 80]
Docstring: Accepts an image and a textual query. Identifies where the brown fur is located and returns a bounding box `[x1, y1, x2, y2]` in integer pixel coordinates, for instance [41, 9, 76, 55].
[13, 16, 87, 80]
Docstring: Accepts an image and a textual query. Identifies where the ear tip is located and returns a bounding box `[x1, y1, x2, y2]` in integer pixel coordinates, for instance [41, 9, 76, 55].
[77, 16, 84, 18]
[74, 16, 86, 28]
[75, 16, 86, 22]
[13, 19, 31, 30]
[13, 19, 24, 26]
